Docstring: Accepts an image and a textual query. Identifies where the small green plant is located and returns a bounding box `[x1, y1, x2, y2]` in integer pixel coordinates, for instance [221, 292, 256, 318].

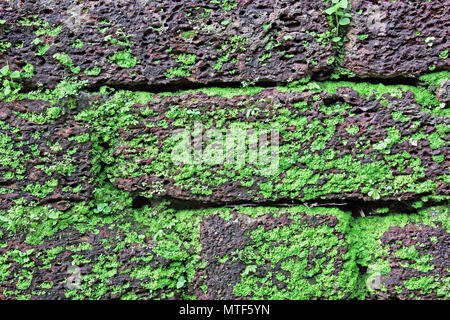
[258, 52, 271, 63]
[109, 49, 139, 68]
[210, 0, 237, 10]
[36, 44, 50, 56]
[0, 41, 11, 52]
[182, 32, 195, 39]
[345, 125, 359, 135]
[35, 25, 62, 37]
[165, 54, 196, 78]
[73, 39, 84, 49]
[53, 52, 80, 74]
[0, 63, 34, 100]
[323, 0, 352, 43]
[357, 34, 369, 41]
[84, 66, 102, 76]
[241, 77, 259, 88]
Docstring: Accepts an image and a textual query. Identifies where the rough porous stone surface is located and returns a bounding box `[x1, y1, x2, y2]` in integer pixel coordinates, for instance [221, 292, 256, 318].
[0, 0, 336, 88]
[0, 99, 93, 211]
[191, 207, 359, 300]
[106, 88, 449, 204]
[1, 205, 448, 300]
[1, 0, 449, 85]
[352, 206, 450, 300]
[377, 223, 449, 299]
[343, 0, 450, 78]
[0, 0, 449, 301]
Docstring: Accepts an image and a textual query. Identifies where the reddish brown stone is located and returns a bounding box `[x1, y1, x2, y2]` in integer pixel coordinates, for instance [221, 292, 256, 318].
[0, 0, 336, 88]
[0, 99, 93, 210]
[343, 0, 449, 78]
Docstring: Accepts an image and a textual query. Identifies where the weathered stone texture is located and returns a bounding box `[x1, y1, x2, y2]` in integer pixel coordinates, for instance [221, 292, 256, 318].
[0, 206, 362, 300]
[0, 99, 92, 210]
[191, 207, 359, 300]
[343, 0, 450, 77]
[352, 206, 450, 300]
[438, 79, 450, 104]
[0, 0, 336, 88]
[0, 0, 449, 302]
[376, 223, 449, 299]
[107, 88, 449, 204]
[1, 205, 448, 300]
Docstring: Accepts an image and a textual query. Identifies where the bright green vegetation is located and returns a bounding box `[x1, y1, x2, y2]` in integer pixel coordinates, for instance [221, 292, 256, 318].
[64, 201, 206, 300]
[0, 201, 448, 299]
[0, 63, 34, 100]
[0, 55, 448, 299]
[165, 54, 197, 78]
[35, 25, 62, 37]
[108, 49, 139, 68]
[73, 39, 84, 49]
[440, 49, 448, 60]
[84, 66, 102, 76]
[0, 196, 205, 299]
[232, 206, 365, 299]
[322, 0, 355, 79]
[0, 1, 448, 301]
[1, 70, 447, 205]
[419, 71, 450, 88]
[212, 36, 247, 72]
[0, 40, 11, 52]
[280, 74, 450, 117]
[323, 0, 352, 43]
[53, 53, 81, 74]
[349, 205, 449, 299]
[210, 0, 238, 11]
[160, 85, 264, 98]
[78, 77, 447, 203]
[35, 43, 50, 56]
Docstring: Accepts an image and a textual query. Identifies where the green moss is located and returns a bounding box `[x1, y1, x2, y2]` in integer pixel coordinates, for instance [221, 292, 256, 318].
[53, 53, 81, 74]
[73, 39, 84, 49]
[432, 154, 444, 163]
[0, 63, 34, 101]
[160, 86, 264, 98]
[1, 199, 449, 299]
[396, 246, 434, 272]
[182, 32, 195, 39]
[1, 62, 449, 299]
[348, 205, 449, 298]
[210, 0, 237, 10]
[74, 82, 446, 203]
[109, 50, 139, 68]
[404, 276, 438, 295]
[392, 111, 410, 122]
[0, 40, 11, 52]
[35, 24, 62, 37]
[428, 132, 445, 149]
[345, 125, 359, 135]
[282, 75, 448, 116]
[35, 44, 50, 56]
[212, 36, 247, 72]
[165, 54, 196, 78]
[84, 66, 102, 76]
[233, 206, 364, 300]
[419, 71, 450, 87]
